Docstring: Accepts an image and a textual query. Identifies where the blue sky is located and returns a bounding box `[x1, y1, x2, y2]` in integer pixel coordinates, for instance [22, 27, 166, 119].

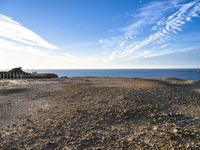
[0, 0, 200, 69]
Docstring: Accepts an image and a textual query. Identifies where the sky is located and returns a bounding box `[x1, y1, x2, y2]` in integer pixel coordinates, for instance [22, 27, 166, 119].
[0, 0, 200, 69]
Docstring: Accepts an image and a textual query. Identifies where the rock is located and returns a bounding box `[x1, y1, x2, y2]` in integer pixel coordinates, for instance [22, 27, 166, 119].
[8, 67, 23, 73]
[31, 73, 58, 79]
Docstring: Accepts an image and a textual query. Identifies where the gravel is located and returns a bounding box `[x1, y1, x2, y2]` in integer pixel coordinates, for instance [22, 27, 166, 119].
[0, 78, 199, 149]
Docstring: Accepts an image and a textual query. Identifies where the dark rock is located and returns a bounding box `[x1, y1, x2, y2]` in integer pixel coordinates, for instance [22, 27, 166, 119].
[8, 67, 23, 73]
[29, 73, 58, 79]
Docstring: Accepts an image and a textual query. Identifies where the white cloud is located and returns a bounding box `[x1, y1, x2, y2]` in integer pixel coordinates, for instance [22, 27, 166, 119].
[0, 14, 59, 50]
[0, 14, 113, 69]
[158, 43, 171, 49]
[119, 1, 179, 38]
[100, 0, 200, 62]
[0, 14, 80, 69]
[0, 0, 199, 69]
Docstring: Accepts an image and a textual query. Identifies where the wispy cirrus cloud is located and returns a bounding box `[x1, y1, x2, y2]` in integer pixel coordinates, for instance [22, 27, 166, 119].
[0, 14, 59, 50]
[0, 13, 110, 69]
[121, 0, 178, 37]
[0, 0, 199, 69]
[0, 14, 78, 68]
[99, 0, 200, 61]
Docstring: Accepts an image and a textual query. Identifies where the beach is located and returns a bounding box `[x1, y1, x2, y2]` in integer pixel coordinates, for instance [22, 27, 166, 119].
[0, 78, 200, 149]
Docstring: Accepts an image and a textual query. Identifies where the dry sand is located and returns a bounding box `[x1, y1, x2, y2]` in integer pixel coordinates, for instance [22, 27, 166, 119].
[0, 78, 200, 149]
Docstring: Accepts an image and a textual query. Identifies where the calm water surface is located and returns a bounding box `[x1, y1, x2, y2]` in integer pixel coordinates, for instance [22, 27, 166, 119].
[26, 69, 200, 80]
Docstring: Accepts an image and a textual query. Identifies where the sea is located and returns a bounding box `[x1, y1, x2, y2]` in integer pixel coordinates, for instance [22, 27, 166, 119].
[26, 69, 200, 80]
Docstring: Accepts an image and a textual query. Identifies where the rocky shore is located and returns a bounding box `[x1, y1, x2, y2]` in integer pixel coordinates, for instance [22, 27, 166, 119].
[0, 78, 200, 149]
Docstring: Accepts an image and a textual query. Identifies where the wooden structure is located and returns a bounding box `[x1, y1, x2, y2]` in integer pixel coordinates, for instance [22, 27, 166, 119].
[0, 67, 58, 79]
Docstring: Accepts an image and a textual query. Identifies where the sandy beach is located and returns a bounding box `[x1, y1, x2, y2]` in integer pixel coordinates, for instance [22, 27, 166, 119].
[0, 78, 200, 149]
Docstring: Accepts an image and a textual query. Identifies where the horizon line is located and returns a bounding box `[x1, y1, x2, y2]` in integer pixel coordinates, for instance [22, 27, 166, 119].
[1, 67, 200, 71]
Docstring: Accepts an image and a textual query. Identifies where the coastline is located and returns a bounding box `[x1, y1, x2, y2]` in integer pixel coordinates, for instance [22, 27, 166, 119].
[0, 77, 200, 149]
[25, 68, 200, 80]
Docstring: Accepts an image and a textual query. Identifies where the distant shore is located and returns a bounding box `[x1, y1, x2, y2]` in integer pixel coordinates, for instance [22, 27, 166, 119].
[0, 78, 200, 149]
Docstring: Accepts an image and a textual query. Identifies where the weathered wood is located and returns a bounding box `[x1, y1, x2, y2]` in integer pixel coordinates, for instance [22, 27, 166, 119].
[0, 67, 58, 79]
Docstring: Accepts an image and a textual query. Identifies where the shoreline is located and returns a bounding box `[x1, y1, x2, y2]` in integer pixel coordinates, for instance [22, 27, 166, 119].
[0, 77, 200, 149]
[1, 67, 200, 80]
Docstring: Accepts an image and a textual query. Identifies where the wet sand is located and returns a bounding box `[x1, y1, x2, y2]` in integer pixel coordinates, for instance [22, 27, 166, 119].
[0, 78, 200, 149]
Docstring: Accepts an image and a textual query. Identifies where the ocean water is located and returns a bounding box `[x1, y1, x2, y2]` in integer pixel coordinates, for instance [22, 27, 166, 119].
[26, 69, 200, 80]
